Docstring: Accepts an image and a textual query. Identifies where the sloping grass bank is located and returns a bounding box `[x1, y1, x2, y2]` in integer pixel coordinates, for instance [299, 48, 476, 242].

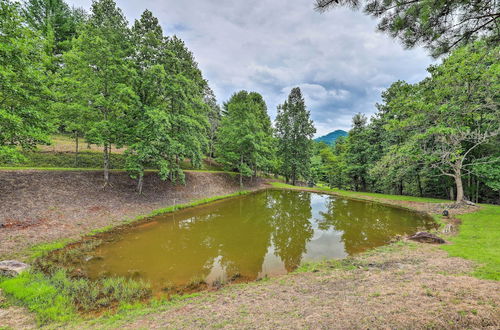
[0, 150, 223, 171]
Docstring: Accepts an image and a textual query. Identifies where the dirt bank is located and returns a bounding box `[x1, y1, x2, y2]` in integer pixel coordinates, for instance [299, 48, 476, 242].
[0, 170, 265, 260]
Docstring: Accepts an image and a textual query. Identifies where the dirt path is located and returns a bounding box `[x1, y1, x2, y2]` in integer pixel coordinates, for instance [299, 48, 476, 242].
[0, 170, 265, 260]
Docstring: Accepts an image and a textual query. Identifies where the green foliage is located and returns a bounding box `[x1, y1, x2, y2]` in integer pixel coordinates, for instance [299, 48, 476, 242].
[125, 10, 210, 192]
[22, 0, 85, 70]
[442, 204, 500, 280]
[60, 0, 138, 185]
[216, 91, 275, 186]
[275, 87, 316, 185]
[0, 0, 52, 163]
[319, 42, 499, 203]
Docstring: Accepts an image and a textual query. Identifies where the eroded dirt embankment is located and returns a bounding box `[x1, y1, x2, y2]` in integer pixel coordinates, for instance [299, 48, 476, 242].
[0, 170, 266, 260]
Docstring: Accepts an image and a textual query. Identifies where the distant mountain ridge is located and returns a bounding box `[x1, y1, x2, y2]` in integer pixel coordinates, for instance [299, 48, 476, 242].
[314, 130, 348, 145]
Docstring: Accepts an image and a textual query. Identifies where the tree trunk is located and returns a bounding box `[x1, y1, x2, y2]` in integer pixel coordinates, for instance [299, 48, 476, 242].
[475, 178, 480, 203]
[450, 186, 454, 201]
[239, 154, 243, 188]
[137, 173, 144, 195]
[103, 144, 110, 187]
[398, 180, 403, 195]
[292, 172, 296, 186]
[417, 173, 423, 197]
[361, 178, 367, 192]
[74, 132, 79, 168]
[454, 168, 465, 203]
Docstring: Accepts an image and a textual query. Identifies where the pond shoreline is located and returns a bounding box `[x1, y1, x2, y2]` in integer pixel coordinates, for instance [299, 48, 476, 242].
[0, 170, 267, 261]
[1, 173, 499, 329]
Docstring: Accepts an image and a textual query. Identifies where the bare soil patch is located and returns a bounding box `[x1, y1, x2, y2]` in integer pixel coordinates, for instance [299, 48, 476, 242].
[0, 170, 265, 260]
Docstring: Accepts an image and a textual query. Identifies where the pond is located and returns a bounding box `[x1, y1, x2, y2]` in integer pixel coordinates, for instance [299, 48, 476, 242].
[78, 190, 435, 293]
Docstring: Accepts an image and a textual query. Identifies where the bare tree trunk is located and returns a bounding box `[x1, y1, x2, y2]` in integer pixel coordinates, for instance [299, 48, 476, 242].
[74, 131, 79, 168]
[417, 173, 423, 197]
[454, 168, 465, 203]
[103, 144, 110, 187]
[475, 178, 480, 203]
[239, 154, 243, 188]
[450, 186, 455, 201]
[137, 173, 144, 195]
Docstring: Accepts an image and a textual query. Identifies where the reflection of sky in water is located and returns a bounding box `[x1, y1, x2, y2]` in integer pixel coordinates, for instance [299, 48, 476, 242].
[301, 194, 347, 261]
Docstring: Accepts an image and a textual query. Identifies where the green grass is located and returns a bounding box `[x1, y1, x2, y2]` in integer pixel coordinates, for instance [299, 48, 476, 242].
[0, 270, 151, 325]
[29, 239, 72, 261]
[0, 149, 223, 171]
[441, 204, 500, 280]
[269, 182, 449, 203]
[0, 150, 128, 169]
[0, 272, 76, 325]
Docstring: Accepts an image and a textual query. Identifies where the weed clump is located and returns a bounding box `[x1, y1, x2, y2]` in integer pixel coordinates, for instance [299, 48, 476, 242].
[0, 269, 151, 325]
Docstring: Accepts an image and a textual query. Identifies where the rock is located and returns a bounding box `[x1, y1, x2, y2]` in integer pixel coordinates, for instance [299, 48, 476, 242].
[408, 232, 446, 244]
[465, 200, 476, 206]
[0, 260, 29, 277]
[442, 210, 449, 217]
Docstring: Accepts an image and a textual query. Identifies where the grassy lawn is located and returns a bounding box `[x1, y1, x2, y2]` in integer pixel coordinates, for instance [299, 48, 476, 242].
[0, 134, 223, 171]
[442, 204, 500, 280]
[0, 152, 223, 172]
[37, 134, 126, 154]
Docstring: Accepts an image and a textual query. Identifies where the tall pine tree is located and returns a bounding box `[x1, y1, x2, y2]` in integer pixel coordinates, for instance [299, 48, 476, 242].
[216, 91, 274, 187]
[275, 87, 316, 185]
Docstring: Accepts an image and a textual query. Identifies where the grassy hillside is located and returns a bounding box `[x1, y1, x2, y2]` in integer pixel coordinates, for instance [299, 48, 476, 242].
[0, 135, 222, 171]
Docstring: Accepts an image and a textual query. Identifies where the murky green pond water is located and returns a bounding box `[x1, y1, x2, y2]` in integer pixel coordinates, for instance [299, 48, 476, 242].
[80, 190, 435, 292]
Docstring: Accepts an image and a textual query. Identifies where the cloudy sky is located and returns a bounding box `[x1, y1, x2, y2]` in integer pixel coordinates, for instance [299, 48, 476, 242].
[66, 0, 434, 137]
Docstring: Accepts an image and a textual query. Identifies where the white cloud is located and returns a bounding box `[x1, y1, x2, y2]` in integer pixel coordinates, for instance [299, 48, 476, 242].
[66, 0, 434, 135]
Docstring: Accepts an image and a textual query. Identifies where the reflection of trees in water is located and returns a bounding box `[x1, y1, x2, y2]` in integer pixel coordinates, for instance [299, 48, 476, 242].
[211, 193, 274, 280]
[88, 191, 324, 287]
[270, 190, 314, 272]
[317, 197, 429, 255]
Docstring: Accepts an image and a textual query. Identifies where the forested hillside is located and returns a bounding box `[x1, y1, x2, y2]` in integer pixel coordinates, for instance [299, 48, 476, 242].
[1, 0, 499, 203]
[314, 130, 347, 145]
